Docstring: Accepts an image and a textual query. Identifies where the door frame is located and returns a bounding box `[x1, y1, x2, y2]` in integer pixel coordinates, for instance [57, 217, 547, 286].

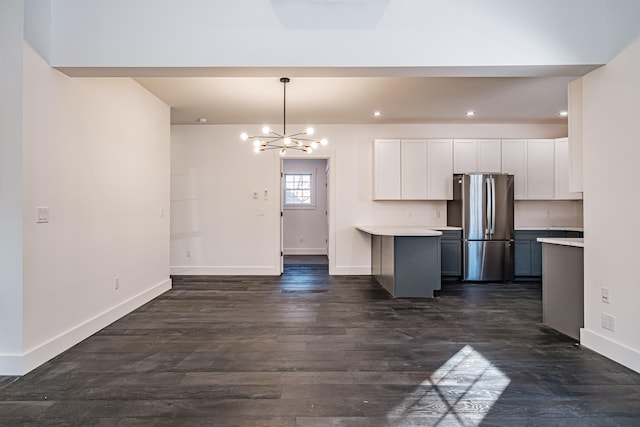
[273, 149, 336, 275]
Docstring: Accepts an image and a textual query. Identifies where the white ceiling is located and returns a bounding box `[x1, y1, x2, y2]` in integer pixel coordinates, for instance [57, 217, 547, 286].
[134, 75, 575, 126]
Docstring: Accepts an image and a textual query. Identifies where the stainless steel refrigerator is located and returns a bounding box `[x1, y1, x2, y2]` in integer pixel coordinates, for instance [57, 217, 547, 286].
[447, 173, 514, 281]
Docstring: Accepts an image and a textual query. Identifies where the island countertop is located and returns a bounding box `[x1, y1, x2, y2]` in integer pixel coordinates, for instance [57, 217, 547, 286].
[356, 226, 443, 236]
[537, 237, 584, 248]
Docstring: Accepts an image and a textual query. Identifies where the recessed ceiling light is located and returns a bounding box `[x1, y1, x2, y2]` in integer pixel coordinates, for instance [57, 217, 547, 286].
[465, 111, 475, 117]
[197, 117, 208, 124]
[373, 111, 382, 117]
[559, 111, 568, 117]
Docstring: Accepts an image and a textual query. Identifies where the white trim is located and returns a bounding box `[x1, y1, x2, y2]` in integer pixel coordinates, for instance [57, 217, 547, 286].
[283, 248, 328, 255]
[276, 149, 337, 277]
[581, 328, 640, 374]
[332, 266, 371, 275]
[170, 266, 280, 276]
[0, 278, 172, 376]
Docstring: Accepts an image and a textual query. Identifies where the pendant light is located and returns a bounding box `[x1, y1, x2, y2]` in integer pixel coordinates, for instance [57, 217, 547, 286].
[240, 78, 328, 155]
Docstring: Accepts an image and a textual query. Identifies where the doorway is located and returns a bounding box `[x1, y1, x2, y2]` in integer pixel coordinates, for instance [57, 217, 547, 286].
[282, 159, 329, 267]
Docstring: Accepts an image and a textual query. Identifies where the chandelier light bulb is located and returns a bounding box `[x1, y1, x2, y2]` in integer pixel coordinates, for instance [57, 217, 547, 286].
[284, 137, 292, 145]
[254, 146, 261, 153]
[305, 147, 313, 154]
[320, 138, 328, 146]
[279, 148, 287, 156]
[240, 133, 248, 141]
[306, 127, 315, 135]
[311, 141, 319, 149]
[253, 140, 261, 148]
[262, 126, 271, 134]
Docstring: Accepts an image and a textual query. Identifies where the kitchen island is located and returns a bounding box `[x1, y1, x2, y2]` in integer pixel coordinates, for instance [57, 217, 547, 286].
[356, 226, 442, 298]
[537, 237, 584, 339]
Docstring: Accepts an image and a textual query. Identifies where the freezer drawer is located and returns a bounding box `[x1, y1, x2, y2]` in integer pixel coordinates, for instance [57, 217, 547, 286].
[463, 240, 514, 281]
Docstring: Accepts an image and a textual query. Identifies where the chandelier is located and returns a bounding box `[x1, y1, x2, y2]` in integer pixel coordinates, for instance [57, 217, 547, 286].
[240, 77, 328, 155]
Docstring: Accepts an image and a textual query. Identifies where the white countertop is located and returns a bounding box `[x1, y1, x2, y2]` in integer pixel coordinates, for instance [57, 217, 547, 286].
[356, 226, 443, 236]
[517, 226, 584, 232]
[424, 226, 463, 231]
[537, 237, 584, 248]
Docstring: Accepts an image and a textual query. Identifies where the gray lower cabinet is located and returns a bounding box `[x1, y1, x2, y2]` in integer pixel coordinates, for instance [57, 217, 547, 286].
[371, 234, 442, 298]
[440, 230, 462, 279]
[515, 230, 583, 279]
[542, 243, 584, 340]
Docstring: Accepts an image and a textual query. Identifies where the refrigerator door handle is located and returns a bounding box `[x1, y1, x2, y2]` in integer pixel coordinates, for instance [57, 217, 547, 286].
[491, 177, 496, 235]
[485, 177, 492, 236]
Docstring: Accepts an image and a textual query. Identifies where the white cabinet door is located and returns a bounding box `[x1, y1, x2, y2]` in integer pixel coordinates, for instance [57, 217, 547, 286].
[453, 139, 477, 174]
[401, 139, 428, 199]
[428, 139, 453, 200]
[527, 139, 555, 199]
[478, 139, 502, 173]
[554, 138, 583, 200]
[501, 139, 528, 199]
[373, 139, 401, 200]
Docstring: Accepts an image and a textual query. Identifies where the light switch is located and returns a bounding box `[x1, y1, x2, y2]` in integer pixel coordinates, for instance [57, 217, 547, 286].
[252, 191, 259, 199]
[36, 207, 49, 223]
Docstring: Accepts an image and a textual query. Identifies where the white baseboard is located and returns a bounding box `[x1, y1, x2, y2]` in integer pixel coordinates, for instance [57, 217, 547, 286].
[581, 328, 640, 374]
[283, 248, 328, 255]
[0, 278, 172, 376]
[170, 265, 280, 276]
[331, 265, 371, 275]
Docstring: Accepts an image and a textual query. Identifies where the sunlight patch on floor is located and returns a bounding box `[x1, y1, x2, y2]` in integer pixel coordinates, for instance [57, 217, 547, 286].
[387, 345, 511, 426]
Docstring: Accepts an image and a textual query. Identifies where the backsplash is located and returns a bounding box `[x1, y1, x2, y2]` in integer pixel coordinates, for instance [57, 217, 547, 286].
[514, 200, 583, 228]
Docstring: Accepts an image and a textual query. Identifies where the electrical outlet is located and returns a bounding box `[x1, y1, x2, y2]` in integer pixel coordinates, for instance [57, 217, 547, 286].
[298, 236, 304, 242]
[602, 313, 615, 331]
[114, 277, 119, 290]
[186, 249, 192, 258]
[601, 287, 611, 304]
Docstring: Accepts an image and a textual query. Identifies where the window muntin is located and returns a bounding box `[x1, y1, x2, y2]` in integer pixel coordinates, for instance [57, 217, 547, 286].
[284, 173, 313, 206]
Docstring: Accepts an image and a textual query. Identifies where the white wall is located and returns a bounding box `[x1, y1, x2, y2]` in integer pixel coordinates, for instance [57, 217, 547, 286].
[580, 35, 640, 373]
[0, 0, 25, 374]
[5, 43, 172, 375]
[171, 122, 567, 276]
[49, 0, 611, 74]
[283, 159, 328, 255]
[514, 200, 583, 228]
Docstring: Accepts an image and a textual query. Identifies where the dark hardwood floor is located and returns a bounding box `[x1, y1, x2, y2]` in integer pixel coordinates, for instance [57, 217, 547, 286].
[1, 265, 639, 426]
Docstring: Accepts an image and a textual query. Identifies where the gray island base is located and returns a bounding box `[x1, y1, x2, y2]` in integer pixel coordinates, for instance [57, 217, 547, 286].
[357, 226, 442, 298]
[538, 237, 584, 340]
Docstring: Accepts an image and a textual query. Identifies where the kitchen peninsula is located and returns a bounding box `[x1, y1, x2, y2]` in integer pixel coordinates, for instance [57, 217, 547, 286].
[356, 226, 443, 298]
[538, 237, 585, 339]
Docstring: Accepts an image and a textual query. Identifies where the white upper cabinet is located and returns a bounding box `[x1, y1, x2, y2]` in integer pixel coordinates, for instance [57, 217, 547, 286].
[373, 139, 401, 200]
[527, 139, 555, 199]
[373, 139, 452, 200]
[501, 139, 528, 200]
[375, 137, 576, 202]
[453, 139, 478, 174]
[477, 139, 502, 173]
[428, 139, 454, 200]
[554, 137, 583, 200]
[401, 139, 428, 199]
[454, 139, 502, 174]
